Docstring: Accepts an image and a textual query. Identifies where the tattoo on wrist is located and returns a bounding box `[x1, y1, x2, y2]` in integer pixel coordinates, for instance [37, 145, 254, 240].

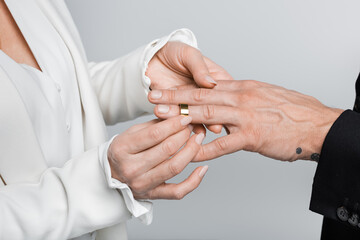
[311, 153, 320, 162]
[296, 147, 302, 155]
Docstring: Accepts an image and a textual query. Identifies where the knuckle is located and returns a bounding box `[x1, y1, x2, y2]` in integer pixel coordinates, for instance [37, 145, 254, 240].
[108, 144, 118, 160]
[162, 140, 178, 156]
[168, 162, 182, 176]
[202, 105, 215, 120]
[229, 92, 241, 106]
[168, 89, 177, 102]
[149, 127, 162, 142]
[232, 110, 242, 123]
[116, 144, 129, 156]
[193, 88, 210, 102]
[110, 138, 128, 156]
[121, 165, 139, 181]
[109, 149, 128, 170]
[241, 89, 257, 102]
[247, 88, 258, 98]
[196, 146, 206, 160]
[127, 125, 139, 133]
[173, 189, 185, 200]
[307, 95, 320, 104]
[235, 93, 244, 103]
[242, 80, 259, 88]
[129, 181, 145, 194]
[214, 138, 229, 152]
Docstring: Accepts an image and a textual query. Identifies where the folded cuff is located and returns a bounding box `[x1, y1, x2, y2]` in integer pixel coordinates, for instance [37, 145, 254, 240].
[98, 136, 153, 225]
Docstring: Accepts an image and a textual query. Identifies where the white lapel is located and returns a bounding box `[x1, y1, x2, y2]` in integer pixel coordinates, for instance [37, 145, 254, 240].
[33, 0, 108, 149]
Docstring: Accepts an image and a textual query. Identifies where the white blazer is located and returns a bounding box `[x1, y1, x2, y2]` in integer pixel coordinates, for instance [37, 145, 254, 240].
[0, 0, 197, 239]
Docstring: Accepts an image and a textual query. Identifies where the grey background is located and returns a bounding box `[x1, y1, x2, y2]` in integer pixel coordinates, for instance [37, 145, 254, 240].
[66, 0, 360, 239]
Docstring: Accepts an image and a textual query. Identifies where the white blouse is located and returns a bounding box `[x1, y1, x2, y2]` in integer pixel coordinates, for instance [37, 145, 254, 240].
[0, 52, 83, 167]
[0, 0, 198, 239]
[3, 0, 84, 167]
[1, 1, 150, 239]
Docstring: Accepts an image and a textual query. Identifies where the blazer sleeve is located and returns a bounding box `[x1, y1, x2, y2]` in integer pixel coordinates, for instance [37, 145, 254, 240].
[87, 28, 198, 125]
[0, 144, 132, 240]
[310, 109, 360, 227]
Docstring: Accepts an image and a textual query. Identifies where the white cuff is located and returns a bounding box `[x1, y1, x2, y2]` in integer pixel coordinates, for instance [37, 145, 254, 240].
[141, 28, 199, 97]
[98, 136, 153, 225]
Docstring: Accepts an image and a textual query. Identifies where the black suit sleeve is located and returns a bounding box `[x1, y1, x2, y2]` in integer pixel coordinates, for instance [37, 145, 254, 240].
[310, 109, 360, 228]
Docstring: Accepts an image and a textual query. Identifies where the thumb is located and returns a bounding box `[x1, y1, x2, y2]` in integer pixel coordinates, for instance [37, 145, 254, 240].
[183, 48, 217, 88]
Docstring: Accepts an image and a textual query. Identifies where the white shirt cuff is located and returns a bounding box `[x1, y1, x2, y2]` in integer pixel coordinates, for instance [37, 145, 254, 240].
[98, 135, 153, 225]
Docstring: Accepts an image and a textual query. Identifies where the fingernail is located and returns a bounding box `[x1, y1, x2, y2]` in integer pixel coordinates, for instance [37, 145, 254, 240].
[195, 133, 205, 145]
[188, 124, 194, 132]
[180, 116, 192, 126]
[199, 165, 209, 178]
[157, 105, 169, 113]
[150, 90, 162, 99]
[205, 75, 217, 85]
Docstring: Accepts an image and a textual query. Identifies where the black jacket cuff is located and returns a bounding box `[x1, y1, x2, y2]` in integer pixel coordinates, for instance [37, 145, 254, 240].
[310, 110, 360, 228]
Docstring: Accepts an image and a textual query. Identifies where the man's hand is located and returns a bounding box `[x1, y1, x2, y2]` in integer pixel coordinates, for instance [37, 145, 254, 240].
[146, 41, 233, 134]
[147, 80, 344, 162]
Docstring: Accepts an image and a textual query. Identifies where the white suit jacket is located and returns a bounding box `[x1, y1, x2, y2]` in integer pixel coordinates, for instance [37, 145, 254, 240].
[0, 0, 197, 239]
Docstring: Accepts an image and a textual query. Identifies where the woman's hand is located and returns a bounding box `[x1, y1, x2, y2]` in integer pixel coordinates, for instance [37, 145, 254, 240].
[147, 41, 233, 134]
[147, 41, 233, 90]
[108, 116, 208, 200]
[148, 80, 344, 162]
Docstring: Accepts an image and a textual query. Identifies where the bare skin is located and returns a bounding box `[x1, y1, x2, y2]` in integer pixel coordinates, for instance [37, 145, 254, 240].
[0, 0, 41, 71]
[148, 80, 344, 162]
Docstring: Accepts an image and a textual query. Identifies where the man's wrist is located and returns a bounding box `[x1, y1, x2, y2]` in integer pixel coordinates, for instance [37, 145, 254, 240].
[307, 107, 344, 161]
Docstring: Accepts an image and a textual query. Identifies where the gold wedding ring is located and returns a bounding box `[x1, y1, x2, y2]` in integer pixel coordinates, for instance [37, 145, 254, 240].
[179, 104, 189, 116]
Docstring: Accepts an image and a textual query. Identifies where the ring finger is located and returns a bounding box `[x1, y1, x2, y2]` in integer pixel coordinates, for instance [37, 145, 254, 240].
[154, 104, 239, 125]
